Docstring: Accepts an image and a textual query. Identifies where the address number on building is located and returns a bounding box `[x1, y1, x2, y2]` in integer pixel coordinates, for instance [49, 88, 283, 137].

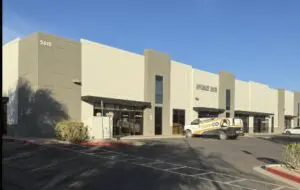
[40, 40, 52, 47]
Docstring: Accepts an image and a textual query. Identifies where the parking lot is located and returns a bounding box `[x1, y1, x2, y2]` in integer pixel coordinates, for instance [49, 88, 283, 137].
[2, 135, 299, 190]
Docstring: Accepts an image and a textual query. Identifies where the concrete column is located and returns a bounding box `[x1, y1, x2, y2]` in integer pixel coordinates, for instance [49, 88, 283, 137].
[143, 50, 171, 136]
[268, 116, 272, 133]
[249, 116, 254, 133]
[277, 89, 285, 133]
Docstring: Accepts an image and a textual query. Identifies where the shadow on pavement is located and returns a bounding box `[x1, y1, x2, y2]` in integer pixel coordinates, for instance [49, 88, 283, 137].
[256, 157, 283, 164]
[2, 139, 289, 190]
[258, 135, 300, 145]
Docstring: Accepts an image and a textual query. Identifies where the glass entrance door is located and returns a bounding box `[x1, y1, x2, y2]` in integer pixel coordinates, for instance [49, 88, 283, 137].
[155, 107, 162, 135]
[254, 116, 268, 133]
[285, 118, 292, 129]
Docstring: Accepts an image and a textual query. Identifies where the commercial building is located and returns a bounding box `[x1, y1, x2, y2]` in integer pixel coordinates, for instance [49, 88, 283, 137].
[3, 32, 300, 138]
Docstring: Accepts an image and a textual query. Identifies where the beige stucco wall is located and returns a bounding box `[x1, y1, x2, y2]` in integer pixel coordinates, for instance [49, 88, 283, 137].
[38, 33, 81, 120]
[249, 81, 277, 114]
[2, 38, 20, 125]
[81, 39, 145, 101]
[193, 69, 219, 109]
[270, 88, 279, 129]
[170, 61, 193, 125]
[235, 80, 250, 111]
[81, 101, 94, 124]
[284, 90, 294, 116]
[2, 38, 20, 95]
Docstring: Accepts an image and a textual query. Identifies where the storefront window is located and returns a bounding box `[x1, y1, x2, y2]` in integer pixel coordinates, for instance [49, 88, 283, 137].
[285, 118, 292, 129]
[226, 112, 230, 118]
[172, 109, 185, 134]
[254, 116, 269, 133]
[94, 104, 144, 137]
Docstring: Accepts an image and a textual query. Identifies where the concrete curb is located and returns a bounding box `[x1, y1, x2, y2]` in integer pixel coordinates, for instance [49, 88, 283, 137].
[80, 140, 145, 147]
[121, 135, 184, 140]
[253, 166, 300, 189]
[243, 134, 282, 137]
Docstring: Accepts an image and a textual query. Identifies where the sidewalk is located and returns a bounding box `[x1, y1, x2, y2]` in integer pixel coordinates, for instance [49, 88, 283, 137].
[121, 134, 184, 140]
[254, 164, 300, 188]
[243, 133, 282, 137]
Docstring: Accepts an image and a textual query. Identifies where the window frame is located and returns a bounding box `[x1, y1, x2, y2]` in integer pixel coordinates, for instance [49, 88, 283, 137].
[155, 75, 163, 104]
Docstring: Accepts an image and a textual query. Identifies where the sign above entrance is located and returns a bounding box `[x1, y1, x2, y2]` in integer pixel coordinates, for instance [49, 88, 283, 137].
[196, 84, 218, 93]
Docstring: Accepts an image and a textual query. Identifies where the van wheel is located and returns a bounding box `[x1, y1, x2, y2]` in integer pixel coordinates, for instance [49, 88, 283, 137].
[219, 131, 228, 140]
[185, 130, 193, 138]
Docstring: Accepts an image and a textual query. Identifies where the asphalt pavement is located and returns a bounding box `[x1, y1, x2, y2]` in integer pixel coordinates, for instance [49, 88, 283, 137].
[2, 135, 299, 190]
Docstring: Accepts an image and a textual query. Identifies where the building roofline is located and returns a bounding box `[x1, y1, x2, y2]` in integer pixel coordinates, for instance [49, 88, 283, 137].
[3, 37, 20, 47]
[4, 31, 296, 93]
[80, 38, 144, 57]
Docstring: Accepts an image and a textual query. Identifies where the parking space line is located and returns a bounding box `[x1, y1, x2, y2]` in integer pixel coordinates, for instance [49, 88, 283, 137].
[44, 144, 297, 190]
[272, 186, 285, 190]
[88, 149, 296, 189]
[165, 166, 187, 171]
[3, 147, 47, 162]
[87, 151, 116, 154]
[3, 152, 32, 162]
[191, 172, 214, 176]
[29, 156, 81, 172]
[195, 176, 256, 190]
[132, 162, 256, 190]
[244, 178, 295, 189]
[272, 186, 288, 190]
[118, 158, 142, 162]
[141, 161, 163, 166]
[225, 178, 247, 184]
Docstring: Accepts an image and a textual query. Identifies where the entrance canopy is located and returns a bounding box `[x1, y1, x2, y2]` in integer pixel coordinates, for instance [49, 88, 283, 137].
[193, 107, 225, 113]
[82, 95, 151, 109]
[235, 110, 274, 116]
[285, 115, 297, 119]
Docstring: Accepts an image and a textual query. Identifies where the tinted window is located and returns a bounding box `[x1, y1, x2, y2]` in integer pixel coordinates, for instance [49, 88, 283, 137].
[155, 75, 163, 104]
[173, 109, 185, 127]
[226, 89, 231, 110]
[155, 107, 162, 135]
[226, 112, 230, 118]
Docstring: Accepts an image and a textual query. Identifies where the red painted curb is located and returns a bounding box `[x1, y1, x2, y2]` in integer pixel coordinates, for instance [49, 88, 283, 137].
[266, 167, 300, 184]
[80, 141, 133, 147]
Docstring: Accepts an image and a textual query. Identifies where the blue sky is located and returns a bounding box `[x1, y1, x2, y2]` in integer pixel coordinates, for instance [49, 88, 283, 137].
[3, 0, 300, 91]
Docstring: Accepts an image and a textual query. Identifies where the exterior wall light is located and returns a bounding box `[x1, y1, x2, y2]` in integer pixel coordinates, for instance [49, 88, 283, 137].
[72, 79, 82, 85]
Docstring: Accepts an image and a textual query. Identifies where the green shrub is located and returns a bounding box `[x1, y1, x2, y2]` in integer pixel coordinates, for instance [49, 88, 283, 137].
[282, 143, 300, 169]
[55, 120, 89, 143]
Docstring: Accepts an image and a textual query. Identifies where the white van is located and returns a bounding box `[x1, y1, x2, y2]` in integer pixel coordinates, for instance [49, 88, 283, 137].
[184, 117, 244, 140]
